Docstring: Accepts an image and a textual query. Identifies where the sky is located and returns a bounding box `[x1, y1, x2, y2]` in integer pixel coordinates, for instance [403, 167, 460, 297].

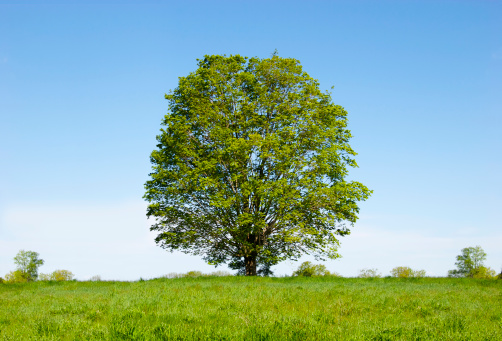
[1, 0, 501, 280]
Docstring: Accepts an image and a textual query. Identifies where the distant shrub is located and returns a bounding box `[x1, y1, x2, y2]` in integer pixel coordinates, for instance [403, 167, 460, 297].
[292, 261, 332, 277]
[358, 268, 381, 278]
[4, 270, 29, 283]
[38, 273, 51, 281]
[413, 269, 427, 278]
[39, 270, 74, 281]
[471, 266, 497, 279]
[89, 275, 102, 282]
[0, 277, 4, 284]
[52, 270, 75, 281]
[447, 269, 464, 278]
[390, 266, 426, 278]
[210, 270, 231, 277]
[391, 266, 412, 278]
[162, 270, 232, 279]
[183, 271, 204, 278]
[162, 272, 182, 279]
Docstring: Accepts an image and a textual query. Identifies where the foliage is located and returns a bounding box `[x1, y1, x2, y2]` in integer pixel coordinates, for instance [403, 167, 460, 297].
[89, 275, 102, 282]
[13, 250, 44, 281]
[209, 270, 232, 277]
[4, 270, 29, 283]
[390, 266, 413, 278]
[162, 272, 184, 279]
[448, 246, 492, 278]
[39, 270, 75, 281]
[413, 269, 427, 278]
[162, 270, 232, 279]
[52, 270, 74, 281]
[390, 266, 426, 278]
[38, 273, 50, 281]
[0, 277, 501, 340]
[470, 266, 497, 279]
[292, 261, 332, 277]
[358, 268, 381, 278]
[183, 271, 203, 278]
[144, 54, 371, 276]
[0, 277, 3, 284]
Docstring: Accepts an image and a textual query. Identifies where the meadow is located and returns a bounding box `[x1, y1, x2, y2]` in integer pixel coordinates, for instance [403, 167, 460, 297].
[1, 277, 501, 340]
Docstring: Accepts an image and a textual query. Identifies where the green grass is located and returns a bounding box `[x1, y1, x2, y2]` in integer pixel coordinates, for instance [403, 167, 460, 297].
[1, 277, 501, 340]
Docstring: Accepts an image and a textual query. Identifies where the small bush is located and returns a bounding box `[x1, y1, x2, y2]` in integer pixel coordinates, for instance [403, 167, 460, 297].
[390, 266, 426, 278]
[162, 272, 182, 279]
[391, 266, 413, 278]
[210, 270, 231, 277]
[162, 271, 231, 279]
[38, 273, 51, 281]
[447, 269, 464, 278]
[0, 277, 4, 284]
[183, 271, 203, 278]
[471, 266, 497, 279]
[358, 268, 381, 278]
[449, 266, 497, 279]
[51, 270, 75, 281]
[292, 261, 332, 277]
[89, 275, 102, 282]
[413, 269, 427, 278]
[4, 270, 29, 283]
[39, 270, 75, 281]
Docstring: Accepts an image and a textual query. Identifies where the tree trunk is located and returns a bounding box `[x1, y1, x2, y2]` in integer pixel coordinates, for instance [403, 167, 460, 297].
[244, 255, 257, 276]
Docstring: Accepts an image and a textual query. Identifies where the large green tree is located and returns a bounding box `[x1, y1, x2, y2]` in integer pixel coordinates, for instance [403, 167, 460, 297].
[13, 250, 44, 281]
[448, 245, 495, 278]
[144, 54, 371, 276]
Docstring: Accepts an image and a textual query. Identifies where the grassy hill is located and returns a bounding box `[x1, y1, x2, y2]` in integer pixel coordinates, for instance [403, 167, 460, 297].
[1, 277, 501, 340]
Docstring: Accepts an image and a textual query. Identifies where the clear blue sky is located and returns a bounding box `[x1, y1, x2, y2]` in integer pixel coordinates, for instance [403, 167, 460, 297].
[1, 0, 501, 280]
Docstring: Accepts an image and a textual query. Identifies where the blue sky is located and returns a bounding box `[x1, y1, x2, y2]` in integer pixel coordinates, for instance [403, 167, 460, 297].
[1, 0, 501, 280]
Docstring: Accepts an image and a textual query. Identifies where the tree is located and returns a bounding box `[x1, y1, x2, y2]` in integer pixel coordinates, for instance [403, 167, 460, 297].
[292, 261, 333, 277]
[228, 254, 275, 276]
[13, 250, 44, 281]
[390, 266, 426, 278]
[144, 54, 371, 276]
[358, 268, 381, 278]
[4, 270, 29, 283]
[470, 266, 496, 279]
[39, 270, 75, 281]
[448, 246, 494, 278]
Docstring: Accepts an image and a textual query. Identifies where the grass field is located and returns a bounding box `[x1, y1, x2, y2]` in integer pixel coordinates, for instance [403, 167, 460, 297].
[1, 277, 501, 340]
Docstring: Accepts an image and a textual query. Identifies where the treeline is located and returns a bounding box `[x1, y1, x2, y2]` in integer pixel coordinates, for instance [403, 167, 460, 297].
[1, 250, 74, 284]
[1, 246, 500, 283]
[291, 245, 501, 279]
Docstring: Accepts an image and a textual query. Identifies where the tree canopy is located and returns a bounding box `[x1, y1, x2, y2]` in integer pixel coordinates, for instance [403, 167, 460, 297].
[448, 246, 496, 278]
[13, 250, 44, 281]
[292, 261, 332, 277]
[144, 54, 371, 275]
